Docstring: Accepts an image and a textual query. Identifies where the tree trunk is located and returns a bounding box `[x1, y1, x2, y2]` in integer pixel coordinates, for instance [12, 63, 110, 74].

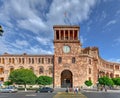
[24, 84, 27, 91]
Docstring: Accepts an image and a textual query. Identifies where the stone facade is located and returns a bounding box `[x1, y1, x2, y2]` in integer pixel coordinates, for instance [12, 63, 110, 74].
[0, 54, 53, 81]
[0, 25, 120, 88]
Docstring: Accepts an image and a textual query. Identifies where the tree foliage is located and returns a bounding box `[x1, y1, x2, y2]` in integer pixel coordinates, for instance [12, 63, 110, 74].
[98, 76, 114, 86]
[37, 76, 53, 86]
[84, 80, 93, 87]
[112, 78, 120, 86]
[9, 69, 37, 89]
[3, 81, 13, 86]
[0, 25, 4, 36]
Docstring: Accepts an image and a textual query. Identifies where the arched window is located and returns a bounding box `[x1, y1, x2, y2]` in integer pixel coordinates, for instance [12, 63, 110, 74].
[39, 67, 44, 74]
[1, 58, 5, 64]
[0, 67, 4, 74]
[9, 58, 11, 63]
[10, 67, 14, 73]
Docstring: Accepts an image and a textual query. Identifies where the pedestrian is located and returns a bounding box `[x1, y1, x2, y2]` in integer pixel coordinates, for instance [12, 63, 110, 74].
[76, 87, 79, 94]
[66, 87, 69, 93]
[73, 87, 76, 94]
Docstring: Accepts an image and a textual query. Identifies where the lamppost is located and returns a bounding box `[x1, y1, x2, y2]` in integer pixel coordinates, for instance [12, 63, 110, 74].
[0, 25, 4, 36]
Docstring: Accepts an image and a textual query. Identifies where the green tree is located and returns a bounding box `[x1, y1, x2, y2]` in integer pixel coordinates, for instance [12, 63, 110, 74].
[112, 77, 120, 86]
[98, 76, 114, 86]
[37, 76, 53, 86]
[84, 80, 93, 87]
[3, 81, 13, 86]
[0, 25, 4, 36]
[9, 68, 37, 91]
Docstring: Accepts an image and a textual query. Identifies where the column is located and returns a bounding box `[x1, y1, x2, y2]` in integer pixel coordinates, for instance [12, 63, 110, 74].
[68, 30, 70, 40]
[54, 30, 56, 40]
[77, 30, 78, 40]
[73, 30, 74, 40]
[59, 30, 61, 40]
[64, 30, 65, 40]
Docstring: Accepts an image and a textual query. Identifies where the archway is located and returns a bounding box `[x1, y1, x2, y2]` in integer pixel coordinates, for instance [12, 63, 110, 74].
[61, 70, 73, 88]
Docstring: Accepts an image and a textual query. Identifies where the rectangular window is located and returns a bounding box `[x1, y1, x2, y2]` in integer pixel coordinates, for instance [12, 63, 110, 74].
[74, 30, 78, 40]
[51, 58, 54, 64]
[61, 30, 64, 40]
[89, 59, 91, 65]
[29, 58, 31, 64]
[42, 58, 44, 64]
[48, 58, 51, 64]
[72, 57, 75, 63]
[65, 30, 68, 40]
[22, 58, 24, 64]
[56, 30, 59, 40]
[70, 30, 73, 40]
[115, 66, 119, 70]
[89, 68, 91, 74]
[19, 58, 21, 64]
[58, 57, 62, 64]
[32, 58, 34, 64]
[38, 58, 41, 64]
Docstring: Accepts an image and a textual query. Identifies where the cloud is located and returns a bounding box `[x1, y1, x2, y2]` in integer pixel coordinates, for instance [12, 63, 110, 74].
[112, 37, 120, 46]
[0, 0, 97, 32]
[0, 0, 98, 54]
[106, 20, 116, 26]
[29, 46, 53, 54]
[108, 58, 120, 63]
[47, 0, 97, 25]
[15, 40, 29, 46]
[80, 36, 87, 44]
[35, 36, 51, 45]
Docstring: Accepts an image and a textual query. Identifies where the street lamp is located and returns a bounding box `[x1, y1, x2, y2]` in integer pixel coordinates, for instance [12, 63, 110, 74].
[0, 25, 4, 36]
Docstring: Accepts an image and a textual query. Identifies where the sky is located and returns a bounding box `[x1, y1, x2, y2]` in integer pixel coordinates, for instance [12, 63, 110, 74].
[0, 0, 120, 63]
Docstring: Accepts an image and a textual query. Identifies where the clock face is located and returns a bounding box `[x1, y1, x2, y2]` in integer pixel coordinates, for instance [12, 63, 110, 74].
[63, 46, 70, 53]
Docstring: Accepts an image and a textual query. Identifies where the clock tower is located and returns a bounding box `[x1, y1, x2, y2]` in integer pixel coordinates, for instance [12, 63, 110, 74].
[53, 25, 82, 88]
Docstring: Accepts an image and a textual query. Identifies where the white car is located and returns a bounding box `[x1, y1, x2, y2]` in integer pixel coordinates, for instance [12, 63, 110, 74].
[1, 86, 18, 93]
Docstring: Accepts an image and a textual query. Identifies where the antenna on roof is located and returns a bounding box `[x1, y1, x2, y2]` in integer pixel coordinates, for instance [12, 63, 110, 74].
[64, 11, 71, 25]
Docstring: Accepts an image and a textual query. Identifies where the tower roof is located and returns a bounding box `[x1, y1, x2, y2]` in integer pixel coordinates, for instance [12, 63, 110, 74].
[53, 25, 80, 29]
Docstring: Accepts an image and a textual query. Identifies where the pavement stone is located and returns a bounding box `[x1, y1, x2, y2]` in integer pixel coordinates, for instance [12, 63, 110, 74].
[81, 89, 120, 93]
[53, 92, 87, 98]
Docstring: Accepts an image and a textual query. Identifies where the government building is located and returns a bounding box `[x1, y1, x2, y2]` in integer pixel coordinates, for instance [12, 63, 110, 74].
[0, 25, 120, 88]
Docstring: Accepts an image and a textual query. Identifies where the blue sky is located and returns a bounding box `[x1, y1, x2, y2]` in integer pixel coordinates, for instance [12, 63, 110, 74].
[0, 0, 120, 63]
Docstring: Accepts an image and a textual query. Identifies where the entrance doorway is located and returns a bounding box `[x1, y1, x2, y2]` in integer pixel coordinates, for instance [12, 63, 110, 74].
[61, 70, 72, 88]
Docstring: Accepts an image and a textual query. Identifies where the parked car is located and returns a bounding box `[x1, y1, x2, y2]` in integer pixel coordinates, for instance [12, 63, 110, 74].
[36, 87, 54, 93]
[0, 86, 18, 93]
